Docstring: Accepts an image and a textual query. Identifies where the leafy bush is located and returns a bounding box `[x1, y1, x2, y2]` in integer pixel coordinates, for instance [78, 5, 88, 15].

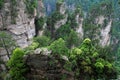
[0, 31, 16, 59]
[35, 17, 45, 35]
[25, 0, 37, 15]
[55, 24, 71, 40]
[67, 13, 78, 30]
[35, 17, 45, 30]
[46, 11, 65, 38]
[47, 11, 64, 26]
[33, 36, 51, 47]
[23, 42, 39, 54]
[49, 38, 68, 56]
[69, 38, 117, 79]
[66, 29, 80, 48]
[7, 48, 27, 80]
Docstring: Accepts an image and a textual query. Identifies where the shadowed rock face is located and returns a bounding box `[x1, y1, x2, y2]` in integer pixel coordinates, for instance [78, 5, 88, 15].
[25, 48, 74, 80]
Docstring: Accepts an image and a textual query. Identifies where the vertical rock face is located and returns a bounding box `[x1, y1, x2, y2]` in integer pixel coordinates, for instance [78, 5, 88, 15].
[100, 20, 112, 47]
[95, 16, 112, 47]
[37, 0, 45, 18]
[54, 2, 68, 30]
[0, 0, 37, 48]
[59, 2, 66, 15]
[75, 14, 84, 39]
[0, 0, 44, 72]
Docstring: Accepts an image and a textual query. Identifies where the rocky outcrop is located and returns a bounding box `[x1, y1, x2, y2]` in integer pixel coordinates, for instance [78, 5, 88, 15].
[100, 20, 112, 47]
[25, 48, 74, 80]
[54, 2, 68, 30]
[0, 0, 45, 73]
[37, 0, 45, 18]
[95, 15, 112, 47]
[96, 16, 105, 25]
[76, 14, 84, 39]
[0, 0, 37, 48]
[54, 14, 68, 30]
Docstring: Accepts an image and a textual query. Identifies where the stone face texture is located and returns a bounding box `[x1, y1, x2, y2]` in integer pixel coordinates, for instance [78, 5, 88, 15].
[54, 2, 68, 30]
[25, 48, 74, 80]
[0, 0, 36, 48]
[75, 14, 84, 39]
[37, 0, 45, 18]
[0, 0, 44, 72]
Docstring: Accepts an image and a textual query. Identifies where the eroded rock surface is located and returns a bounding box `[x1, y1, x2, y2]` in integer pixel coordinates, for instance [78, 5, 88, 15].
[25, 48, 74, 80]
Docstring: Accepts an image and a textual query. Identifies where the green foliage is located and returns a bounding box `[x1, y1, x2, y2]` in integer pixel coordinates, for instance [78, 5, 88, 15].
[7, 48, 27, 80]
[47, 11, 64, 26]
[67, 13, 78, 30]
[97, 46, 115, 61]
[83, 21, 100, 45]
[0, 0, 4, 9]
[46, 11, 64, 38]
[55, 23, 80, 48]
[33, 36, 51, 47]
[49, 38, 68, 56]
[52, 11, 65, 21]
[89, 0, 113, 18]
[0, 31, 16, 48]
[114, 45, 120, 74]
[24, 42, 39, 54]
[57, 0, 64, 3]
[25, 0, 37, 15]
[75, 6, 83, 16]
[43, 29, 51, 38]
[112, 22, 120, 39]
[56, 0, 64, 10]
[66, 29, 80, 48]
[55, 24, 71, 40]
[0, 31, 16, 59]
[69, 38, 117, 79]
[35, 17, 46, 35]
[35, 17, 45, 30]
[83, 22, 100, 38]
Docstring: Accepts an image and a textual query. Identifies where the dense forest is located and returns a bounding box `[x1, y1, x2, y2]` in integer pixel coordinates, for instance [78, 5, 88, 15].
[0, 0, 120, 80]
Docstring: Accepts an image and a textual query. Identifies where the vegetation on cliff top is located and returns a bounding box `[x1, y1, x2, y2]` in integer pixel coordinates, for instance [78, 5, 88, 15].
[0, 0, 120, 80]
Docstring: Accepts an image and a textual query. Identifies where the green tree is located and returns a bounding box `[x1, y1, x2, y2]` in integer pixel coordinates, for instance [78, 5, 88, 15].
[66, 29, 80, 48]
[46, 11, 64, 38]
[35, 17, 45, 35]
[55, 24, 71, 40]
[67, 13, 78, 30]
[25, 0, 37, 15]
[69, 38, 117, 80]
[7, 48, 27, 80]
[49, 38, 68, 56]
[33, 36, 51, 47]
[0, 31, 16, 59]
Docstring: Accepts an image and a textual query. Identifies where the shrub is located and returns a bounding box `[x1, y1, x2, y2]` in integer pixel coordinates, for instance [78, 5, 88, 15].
[25, 0, 37, 15]
[69, 38, 117, 79]
[49, 38, 68, 56]
[33, 36, 51, 47]
[55, 24, 71, 40]
[66, 29, 80, 48]
[35, 17, 45, 30]
[7, 48, 27, 80]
